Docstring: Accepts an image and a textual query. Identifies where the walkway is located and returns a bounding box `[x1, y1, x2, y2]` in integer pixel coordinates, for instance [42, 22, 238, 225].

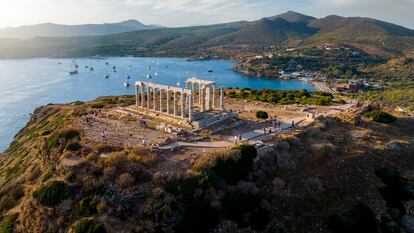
[158, 141, 233, 150]
[312, 82, 339, 95]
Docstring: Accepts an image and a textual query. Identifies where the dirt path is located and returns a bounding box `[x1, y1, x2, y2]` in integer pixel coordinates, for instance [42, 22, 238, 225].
[78, 113, 174, 148]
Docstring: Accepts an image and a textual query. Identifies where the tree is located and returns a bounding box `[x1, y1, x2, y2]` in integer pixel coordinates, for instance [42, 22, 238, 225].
[256, 111, 269, 120]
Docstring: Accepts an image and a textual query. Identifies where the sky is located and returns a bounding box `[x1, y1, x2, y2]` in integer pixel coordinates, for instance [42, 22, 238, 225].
[0, 0, 413, 29]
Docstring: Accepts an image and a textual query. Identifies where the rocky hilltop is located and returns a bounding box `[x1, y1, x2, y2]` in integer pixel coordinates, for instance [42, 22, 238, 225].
[0, 96, 413, 233]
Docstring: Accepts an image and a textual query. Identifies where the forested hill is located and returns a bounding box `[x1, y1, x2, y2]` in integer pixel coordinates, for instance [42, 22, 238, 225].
[0, 11, 413, 59]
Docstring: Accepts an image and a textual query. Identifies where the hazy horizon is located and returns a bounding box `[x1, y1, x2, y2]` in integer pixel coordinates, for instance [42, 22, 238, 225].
[0, 0, 413, 29]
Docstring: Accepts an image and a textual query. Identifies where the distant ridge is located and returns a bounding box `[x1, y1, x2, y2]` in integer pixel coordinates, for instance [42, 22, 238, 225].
[0, 20, 162, 39]
[0, 11, 413, 58]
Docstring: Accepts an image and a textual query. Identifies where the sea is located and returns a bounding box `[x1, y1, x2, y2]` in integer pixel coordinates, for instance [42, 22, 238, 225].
[0, 57, 314, 152]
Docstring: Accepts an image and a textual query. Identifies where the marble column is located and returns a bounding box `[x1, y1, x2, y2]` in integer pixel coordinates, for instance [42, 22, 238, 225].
[173, 92, 177, 116]
[166, 90, 170, 114]
[153, 88, 156, 111]
[147, 87, 151, 109]
[189, 94, 194, 122]
[140, 85, 145, 107]
[206, 86, 211, 110]
[199, 84, 202, 107]
[192, 83, 196, 104]
[220, 88, 225, 111]
[212, 85, 216, 110]
[159, 89, 163, 112]
[181, 93, 186, 119]
[201, 87, 206, 112]
[135, 85, 139, 107]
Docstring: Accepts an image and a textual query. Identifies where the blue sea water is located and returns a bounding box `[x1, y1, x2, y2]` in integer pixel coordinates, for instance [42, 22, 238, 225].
[0, 57, 314, 152]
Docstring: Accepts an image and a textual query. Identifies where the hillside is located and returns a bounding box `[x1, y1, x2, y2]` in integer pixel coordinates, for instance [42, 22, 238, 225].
[0, 11, 413, 59]
[0, 97, 413, 232]
[0, 20, 161, 39]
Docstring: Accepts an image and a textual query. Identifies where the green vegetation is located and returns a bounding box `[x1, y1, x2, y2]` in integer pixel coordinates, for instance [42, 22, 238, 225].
[32, 180, 71, 207]
[1, 12, 413, 59]
[363, 110, 397, 124]
[165, 145, 266, 233]
[227, 88, 334, 106]
[72, 101, 85, 106]
[74, 219, 106, 233]
[0, 214, 18, 233]
[375, 168, 413, 233]
[256, 111, 269, 119]
[77, 196, 98, 217]
[66, 142, 82, 152]
[358, 88, 414, 111]
[329, 203, 378, 233]
[89, 103, 105, 109]
[211, 145, 257, 185]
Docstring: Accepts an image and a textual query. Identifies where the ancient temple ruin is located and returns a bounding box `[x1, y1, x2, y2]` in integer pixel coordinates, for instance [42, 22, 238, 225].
[134, 78, 225, 124]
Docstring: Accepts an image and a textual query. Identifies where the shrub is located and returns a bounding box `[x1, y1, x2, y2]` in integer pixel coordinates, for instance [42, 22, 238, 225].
[32, 180, 71, 207]
[89, 103, 105, 109]
[256, 111, 269, 120]
[66, 142, 82, 152]
[72, 101, 85, 106]
[329, 203, 378, 233]
[74, 219, 106, 233]
[45, 133, 60, 150]
[77, 196, 98, 217]
[211, 145, 257, 185]
[0, 213, 18, 233]
[363, 110, 397, 124]
[59, 128, 81, 141]
[222, 191, 269, 230]
[73, 109, 88, 117]
[116, 173, 135, 188]
[375, 168, 411, 214]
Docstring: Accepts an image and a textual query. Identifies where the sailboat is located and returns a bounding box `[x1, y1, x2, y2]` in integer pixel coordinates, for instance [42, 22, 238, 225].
[124, 80, 130, 87]
[126, 63, 132, 79]
[69, 61, 79, 75]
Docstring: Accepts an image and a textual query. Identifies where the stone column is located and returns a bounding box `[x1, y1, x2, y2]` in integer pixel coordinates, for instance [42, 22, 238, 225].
[192, 83, 196, 103]
[201, 87, 206, 112]
[206, 86, 211, 111]
[189, 94, 194, 122]
[212, 85, 216, 110]
[140, 85, 145, 107]
[153, 88, 157, 111]
[220, 88, 225, 111]
[147, 87, 151, 109]
[199, 84, 202, 107]
[181, 93, 186, 119]
[173, 92, 177, 116]
[159, 89, 163, 112]
[135, 84, 139, 107]
[166, 90, 170, 114]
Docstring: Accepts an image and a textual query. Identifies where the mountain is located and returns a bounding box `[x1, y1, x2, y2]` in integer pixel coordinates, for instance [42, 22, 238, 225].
[306, 15, 414, 49]
[268, 11, 316, 24]
[0, 20, 161, 39]
[0, 11, 413, 59]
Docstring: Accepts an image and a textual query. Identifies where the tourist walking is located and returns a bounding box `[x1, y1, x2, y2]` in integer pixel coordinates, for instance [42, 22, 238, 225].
[142, 137, 148, 147]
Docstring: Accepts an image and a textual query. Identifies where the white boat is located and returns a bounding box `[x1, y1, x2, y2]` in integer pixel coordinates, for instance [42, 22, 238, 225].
[69, 70, 79, 75]
[124, 81, 130, 87]
[69, 61, 79, 75]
